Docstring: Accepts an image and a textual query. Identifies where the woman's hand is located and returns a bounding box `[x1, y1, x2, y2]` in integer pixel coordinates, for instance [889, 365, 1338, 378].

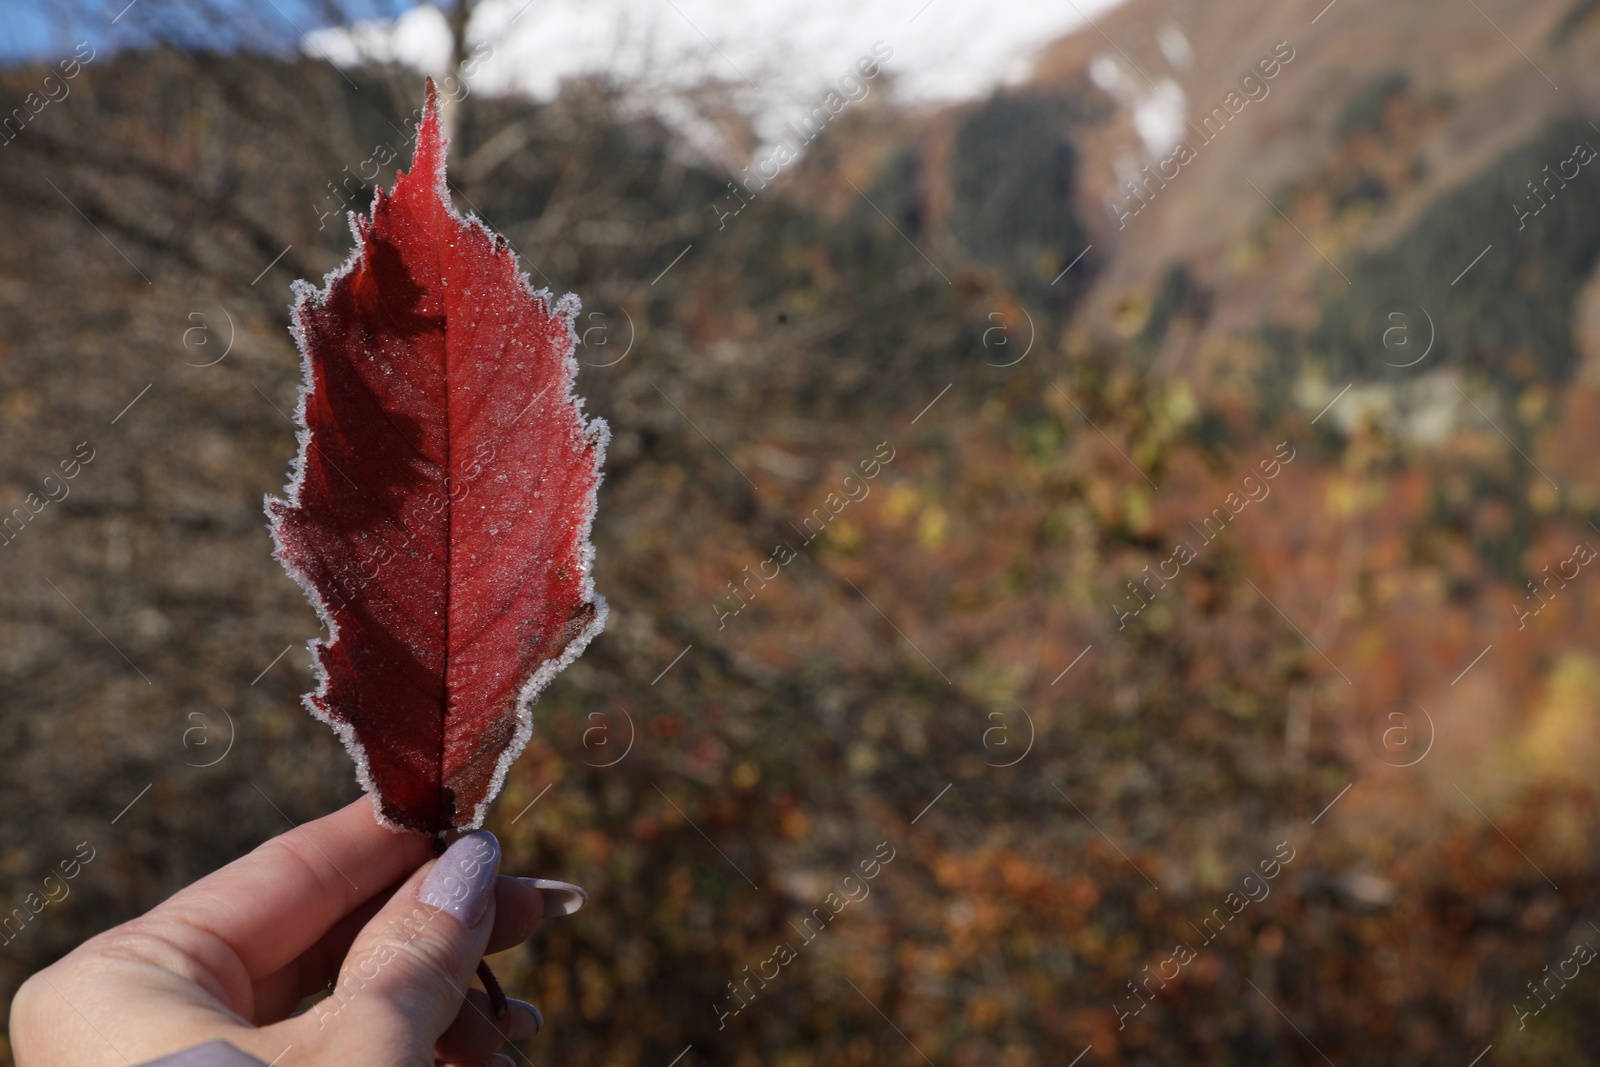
[8, 796, 585, 1066]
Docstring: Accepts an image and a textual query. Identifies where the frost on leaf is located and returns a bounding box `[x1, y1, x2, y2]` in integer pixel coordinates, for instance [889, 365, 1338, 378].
[266, 81, 608, 836]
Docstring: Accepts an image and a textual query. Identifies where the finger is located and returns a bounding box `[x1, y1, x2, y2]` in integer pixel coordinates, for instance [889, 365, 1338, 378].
[258, 870, 568, 1021]
[482, 879, 542, 957]
[434, 990, 542, 1061]
[150, 794, 432, 982]
[307, 830, 500, 1050]
[477, 876, 583, 952]
[251, 876, 404, 1023]
[485, 877, 584, 955]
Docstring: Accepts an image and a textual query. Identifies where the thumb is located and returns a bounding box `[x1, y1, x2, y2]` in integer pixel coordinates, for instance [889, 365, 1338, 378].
[307, 830, 500, 1054]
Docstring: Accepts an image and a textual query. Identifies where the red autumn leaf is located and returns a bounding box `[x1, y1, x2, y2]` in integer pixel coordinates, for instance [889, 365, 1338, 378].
[266, 81, 608, 836]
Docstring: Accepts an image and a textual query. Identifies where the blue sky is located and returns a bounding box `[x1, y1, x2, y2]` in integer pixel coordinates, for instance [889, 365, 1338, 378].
[1, 0, 1125, 154]
[0, 0, 412, 65]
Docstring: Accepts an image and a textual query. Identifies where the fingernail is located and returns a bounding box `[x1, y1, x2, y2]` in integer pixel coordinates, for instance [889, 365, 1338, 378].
[501, 998, 544, 1040]
[418, 830, 500, 927]
[524, 878, 587, 917]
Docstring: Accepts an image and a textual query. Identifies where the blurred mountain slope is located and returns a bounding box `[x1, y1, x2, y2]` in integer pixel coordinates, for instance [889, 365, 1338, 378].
[1026, 0, 1600, 374]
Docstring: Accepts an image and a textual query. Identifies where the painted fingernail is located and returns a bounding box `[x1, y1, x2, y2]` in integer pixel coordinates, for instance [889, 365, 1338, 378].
[418, 830, 500, 927]
[525, 878, 587, 917]
[501, 998, 544, 1040]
